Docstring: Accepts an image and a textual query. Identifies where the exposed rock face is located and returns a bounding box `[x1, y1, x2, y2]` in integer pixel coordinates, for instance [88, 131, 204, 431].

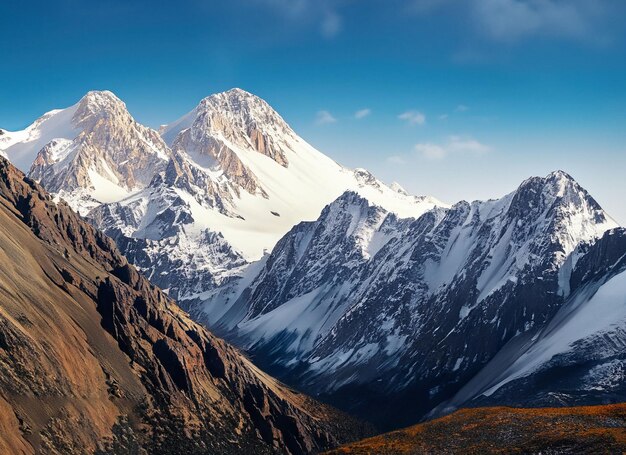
[165, 88, 293, 169]
[0, 157, 369, 454]
[161, 88, 299, 199]
[442, 227, 626, 414]
[27, 91, 170, 212]
[198, 171, 617, 429]
[0, 89, 444, 322]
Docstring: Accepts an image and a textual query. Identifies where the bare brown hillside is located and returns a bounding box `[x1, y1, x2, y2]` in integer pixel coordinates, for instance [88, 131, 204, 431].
[0, 157, 369, 454]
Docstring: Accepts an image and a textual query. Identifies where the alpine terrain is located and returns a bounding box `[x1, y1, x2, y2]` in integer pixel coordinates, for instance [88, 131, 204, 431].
[199, 170, 621, 428]
[0, 155, 370, 454]
[1, 88, 443, 306]
[3, 88, 625, 434]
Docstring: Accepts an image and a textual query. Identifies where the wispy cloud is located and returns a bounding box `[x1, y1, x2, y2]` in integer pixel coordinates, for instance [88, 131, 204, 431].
[415, 143, 447, 160]
[398, 110, 426, 125]
[416, 136, 492, 160]
[354, 108, 371, 119]
[410, 0, 613, 45]
[438, 114, 449, 120]
[455, 104, 469, 112]
[386, 155, 407, 165]
[255, 0, 345, 39]
[321, 10, 342, 38]
[316, 110, 337, 125]
[474, 0, 594, 42]
[388, 136, 491, 164]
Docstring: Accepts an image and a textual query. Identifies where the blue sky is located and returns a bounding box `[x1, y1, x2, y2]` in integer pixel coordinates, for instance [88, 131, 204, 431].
[1, 0, 626, 222]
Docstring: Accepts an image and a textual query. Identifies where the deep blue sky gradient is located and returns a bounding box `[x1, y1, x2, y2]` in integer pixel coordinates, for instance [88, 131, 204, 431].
[2, 0, 625, 222]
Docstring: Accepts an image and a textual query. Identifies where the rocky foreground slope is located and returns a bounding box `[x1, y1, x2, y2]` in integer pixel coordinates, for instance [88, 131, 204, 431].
[0, 156, 368, 454]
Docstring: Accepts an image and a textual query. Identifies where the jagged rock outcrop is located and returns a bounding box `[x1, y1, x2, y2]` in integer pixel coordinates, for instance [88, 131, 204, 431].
[25, 91, 170, 213]
[2, 88, 443, 316]
[198, 171, 618, 429]
[163, 88, 293, 170]
[0, 157, 369, 454]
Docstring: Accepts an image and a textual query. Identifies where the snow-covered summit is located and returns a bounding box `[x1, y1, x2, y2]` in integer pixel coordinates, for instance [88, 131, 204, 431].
[72, 90, 128, 127]
[190, 169, 618, 427]
[17, 90, 171, 213]
[161, 88, 296, 153]
[0, 88, 436, 313]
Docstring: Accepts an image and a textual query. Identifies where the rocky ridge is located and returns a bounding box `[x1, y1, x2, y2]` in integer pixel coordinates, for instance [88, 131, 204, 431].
[0, 156, 369, 454]
[1, 88, 443, 310]
[198, 171, 618, 429]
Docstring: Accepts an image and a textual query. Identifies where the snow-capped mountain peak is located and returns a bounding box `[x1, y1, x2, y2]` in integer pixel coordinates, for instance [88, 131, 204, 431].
[71, 90, 130, 128]
[11, 90, 172, 213]
[162, 88, 296, 165]
[157, 88, 310, 206]
[189, 170, 618, 428]
[506, 169, 617, 262]
[0, 90, 130, 171]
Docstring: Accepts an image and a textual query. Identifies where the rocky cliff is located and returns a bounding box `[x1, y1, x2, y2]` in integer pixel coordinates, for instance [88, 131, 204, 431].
[0, 157, 368, 454]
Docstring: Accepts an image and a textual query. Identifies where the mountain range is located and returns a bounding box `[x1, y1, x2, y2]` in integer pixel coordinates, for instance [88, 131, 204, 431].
[2, 88, 625, 444]
[0, 155, 369, 454]
[2, 89, 442, 303]
[201, 170, 621, 428]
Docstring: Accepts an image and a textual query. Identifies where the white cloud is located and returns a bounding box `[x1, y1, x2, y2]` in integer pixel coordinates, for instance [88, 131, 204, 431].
[438, 114, 449, 120]
[472, 0, 599, 43]
[321, 10, 342, 38]
[415, 143, 447, 160]
[409, 0, 612, 45]
[448, 136, 491, 154]
[387, 155, 407, 165]
[315, 110, 337, 125]
[398, 110, 426, 125]
[455, 104, 469, 112]
[354, 108, 371, 119]
[415, 136, 492, 160]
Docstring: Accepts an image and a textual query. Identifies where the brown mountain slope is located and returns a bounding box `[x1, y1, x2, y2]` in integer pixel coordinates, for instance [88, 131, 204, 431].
[0, 156, 369, 455]
[327, 403, 626, 454]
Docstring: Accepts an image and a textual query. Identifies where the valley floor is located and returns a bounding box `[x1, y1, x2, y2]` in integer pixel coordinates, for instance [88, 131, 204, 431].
[326, 403, 626, 454]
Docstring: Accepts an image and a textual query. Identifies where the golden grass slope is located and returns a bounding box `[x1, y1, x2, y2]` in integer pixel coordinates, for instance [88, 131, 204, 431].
[327, 403, 626, 454]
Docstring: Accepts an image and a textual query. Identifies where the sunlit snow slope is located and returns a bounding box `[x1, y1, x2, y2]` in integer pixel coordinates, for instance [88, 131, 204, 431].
[155, 88, 444, 259]
[2, 87, 444, 305]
